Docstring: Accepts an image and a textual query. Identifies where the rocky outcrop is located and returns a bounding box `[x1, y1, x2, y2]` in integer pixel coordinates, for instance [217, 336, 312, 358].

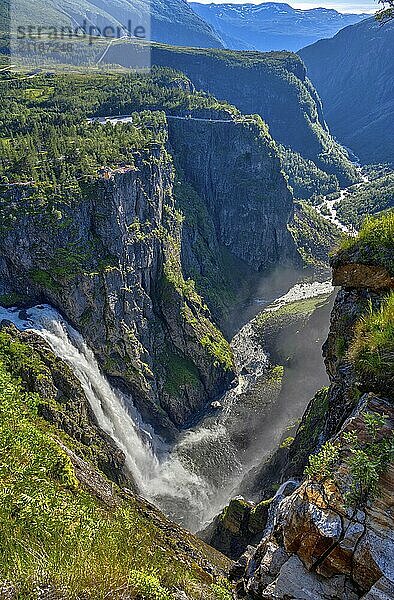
[332, 263, 394, 291]
[200, 496, 270, 560]
[331, 243, 394, 291]
[239, 393, 394, 599]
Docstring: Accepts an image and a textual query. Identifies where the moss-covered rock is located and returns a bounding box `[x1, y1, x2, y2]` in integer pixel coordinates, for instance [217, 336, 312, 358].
[199, 496, 270, 560]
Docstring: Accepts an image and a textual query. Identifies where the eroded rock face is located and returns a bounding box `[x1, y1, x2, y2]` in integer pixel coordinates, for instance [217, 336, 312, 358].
[332, 263, 394, 291]
[168, 115, 298, 272]
[330, 244, 394, 290]
[0, 147, 234, 435]
[238, 395, 394, 599]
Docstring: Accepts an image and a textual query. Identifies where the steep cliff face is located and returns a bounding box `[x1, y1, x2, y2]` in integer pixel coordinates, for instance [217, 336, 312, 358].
[146, 45, 358, 186]
[230, 213, 394, 598]
[0, 145, 233, 435]
[168, 113, 297, 272]
[299, 18, 394, 165]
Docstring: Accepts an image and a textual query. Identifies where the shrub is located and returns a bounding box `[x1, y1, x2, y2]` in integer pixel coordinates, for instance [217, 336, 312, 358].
[304, 441, 340, 480]
[128, 571, 174, 600]
[343, 412, 394, 506]
[339, 208, 394, 253]
[305, 411, 394, 507]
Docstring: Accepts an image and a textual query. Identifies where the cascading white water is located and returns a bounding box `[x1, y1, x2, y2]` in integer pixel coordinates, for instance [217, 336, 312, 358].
[0, 304, 212, 527]
[0, 270, 334, 531]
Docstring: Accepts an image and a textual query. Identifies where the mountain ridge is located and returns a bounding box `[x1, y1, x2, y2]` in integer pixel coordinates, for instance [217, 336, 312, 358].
[5, 0, 225, 48]
[189, 1, 369, 51]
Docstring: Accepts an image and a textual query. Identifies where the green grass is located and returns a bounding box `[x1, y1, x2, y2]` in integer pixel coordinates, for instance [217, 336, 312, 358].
[339, 209, 394, 254]
[278, 145, 339, 200]
[200, 333, 233, 372]
[163, 350, 201, 397]
[161, 238, 234, 373]
[348, 292, 394, 376]
[305, 411, 394, 507]
[0, 292, 27, 307]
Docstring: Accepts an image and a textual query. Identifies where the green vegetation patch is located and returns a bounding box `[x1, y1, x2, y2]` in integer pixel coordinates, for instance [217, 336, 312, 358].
[161, 228, 234, 373]
[255, 294, 330, 331]
[294, 387, 329, 452]
[305, 411, 394, 507]
[338, 209, 394, 258]
[279, 145, 339, 200]
[0, 292, 27, 307]
[348, 292, 394, 376]
[200, 332, 233, 372]
[163, 350, 201, 397]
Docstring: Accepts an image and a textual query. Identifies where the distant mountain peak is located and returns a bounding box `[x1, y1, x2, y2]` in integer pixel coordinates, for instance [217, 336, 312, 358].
[190, 1, 369, 51]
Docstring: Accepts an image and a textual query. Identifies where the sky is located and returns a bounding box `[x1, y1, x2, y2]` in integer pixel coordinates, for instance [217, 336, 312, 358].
[191, 0, 378, 12]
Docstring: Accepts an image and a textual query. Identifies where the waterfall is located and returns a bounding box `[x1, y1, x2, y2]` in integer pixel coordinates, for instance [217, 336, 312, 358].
[0, 272, 331, 531]
[0, 304, 211, 528]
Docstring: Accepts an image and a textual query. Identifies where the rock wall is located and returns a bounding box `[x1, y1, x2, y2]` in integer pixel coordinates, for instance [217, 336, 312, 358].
[0, 146, 233, 436]
[231, 240, 394, 598]
[168, 115, 297, 273]
[148, 46, 358, 187]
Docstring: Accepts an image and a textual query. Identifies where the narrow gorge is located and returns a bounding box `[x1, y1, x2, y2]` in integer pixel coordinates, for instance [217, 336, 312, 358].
[0, 40, 392, 600]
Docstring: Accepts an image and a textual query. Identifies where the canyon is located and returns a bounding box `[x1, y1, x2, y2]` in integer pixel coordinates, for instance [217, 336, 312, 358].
[0, 35, 392, 600]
